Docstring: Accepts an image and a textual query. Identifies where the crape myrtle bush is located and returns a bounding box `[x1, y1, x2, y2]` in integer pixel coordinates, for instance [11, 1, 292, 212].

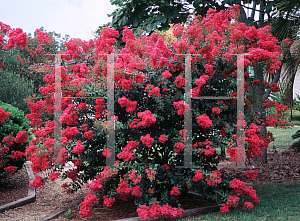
[16, 5, 287, 219]
[0, 101, 32, 181]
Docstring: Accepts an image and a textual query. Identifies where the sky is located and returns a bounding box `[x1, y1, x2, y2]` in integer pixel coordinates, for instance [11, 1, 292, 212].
[0, 0, 117, 41]
[0, 1, 264, 42]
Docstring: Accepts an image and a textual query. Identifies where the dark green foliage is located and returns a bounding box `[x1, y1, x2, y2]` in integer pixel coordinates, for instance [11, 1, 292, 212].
[0, 70, 35, 115]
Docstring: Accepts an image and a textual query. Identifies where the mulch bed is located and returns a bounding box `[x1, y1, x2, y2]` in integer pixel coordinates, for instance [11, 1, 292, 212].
[0, 164, 29, 206]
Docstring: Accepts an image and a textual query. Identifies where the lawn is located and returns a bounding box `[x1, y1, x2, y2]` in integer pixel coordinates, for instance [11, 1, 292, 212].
[267, 126, 300, 149]
[179, 182, 300, 221]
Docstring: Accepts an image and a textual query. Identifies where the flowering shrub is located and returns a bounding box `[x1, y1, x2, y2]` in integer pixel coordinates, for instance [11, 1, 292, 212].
[0, 5, 287, 219]
[0, 101, 32, 181]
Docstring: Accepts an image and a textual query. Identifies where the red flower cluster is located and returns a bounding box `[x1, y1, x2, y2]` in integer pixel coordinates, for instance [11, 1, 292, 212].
[10, 150, 24, 160]
[72, 140, 85, 154]
[14, 131, 28, 144]
[196, 114, 213, 128]
[205, 170, 222, 186]
[193, 170, 204, 182]
[66, 169, 78, 181]
[173, 100, 189, 115]
[146, 168, 156, 181]
[117, 141, 139, 161]
[137, 201, 184, 219]
[118, 96, 137, 113]
[170, 186, 180, 196]
[163, 164, 170, 171]
[145, 84, 161, 97]
[29, 175, 45, 188]
[270, 83, 280, 92]
[241, 170, 259, 181]
[87, 175, 103, 191]
[140, 134, 154, 148]
[84, 131, 93, 140]
[229, 178, 260, 203]
[49, 171, 60, 181]
[162, 70, 172, 78]
[212, 107, 220, 114]
[0, 107, 11, 123]
[129, 110, 156, 128]
[103, 195, 115, 207]
[95, 98, 104, 119]
[174, 142, 184, 153]
[79, 193, 98, 217]
[158, 134, 167, 143]
[4, 166, 16, 175]
[3, 28, 27, 49]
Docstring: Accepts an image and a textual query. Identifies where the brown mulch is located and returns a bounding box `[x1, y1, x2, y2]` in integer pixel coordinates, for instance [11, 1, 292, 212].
[0, 148, 299, 220]
[218, 148, 300, 185]
[0, 164, 29, 206]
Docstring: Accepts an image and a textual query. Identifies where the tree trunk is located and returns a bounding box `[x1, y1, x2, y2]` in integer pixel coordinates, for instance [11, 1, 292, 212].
[252, 65, 268, 164]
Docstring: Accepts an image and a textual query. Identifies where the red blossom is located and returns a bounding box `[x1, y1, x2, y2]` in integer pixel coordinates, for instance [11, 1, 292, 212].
[29, 175, 45, 188]
[4, 166, 17, 176]
[49, 171, 60, 181]
[170, 186, 180, 196]
[196, 114, 213, 128]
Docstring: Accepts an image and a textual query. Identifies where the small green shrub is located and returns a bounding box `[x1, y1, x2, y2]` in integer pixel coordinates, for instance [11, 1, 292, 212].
[0, 101, 33, 181]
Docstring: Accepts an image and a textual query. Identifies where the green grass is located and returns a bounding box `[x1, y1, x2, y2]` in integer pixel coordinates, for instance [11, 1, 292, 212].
[178, 182, 300, 221]
[267, 126, 300, 149]
[287, 109, 300, 126]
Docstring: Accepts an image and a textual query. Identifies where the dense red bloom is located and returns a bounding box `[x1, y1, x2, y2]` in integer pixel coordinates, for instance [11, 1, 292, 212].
[84, 131, 93, 140]
[212, 107, 220, 114]
[3, 28, 27, 49]
[118, 96, 129, 107]
[195, 75, 209, 88]
[251, 80, 260, 86]
[174, 142, 184, 153]
[170, 186, 180, 196]
[270, 83, 280, 92]
[174, 76, 185, 88]
[49, 171, 60, 181]
[29, 175, 45, 188]
[193, 170, 204, 182]
[196, 114, 213, 128]
[243, 202, 254, 209]
[0, 107, 11, 123]
[131, 186, 142, 197]
[66, 169, 78, 181]
[126, 101, 137, 113]
[135, 73, 146, 83]
[103, 195, 115, 207]
[79, 192, 98, 217]
[204, 64, 215, 77]
[4, 166, 17, 176]
[173, 100, 189, 115]
[72, 140, 85, 154]
[87, 176, 103, 191]
[241, 170, 259, 181]
[14, 131, 28, 144]
[162, 70, 172, 78]
[140, 134, 154, 148]
[163, 164, 170, 171]
[158, 134, 167, 143]
[227, 195, 240, 207]
[10, 150, 24, 160]
[220, 203, 230, 213]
